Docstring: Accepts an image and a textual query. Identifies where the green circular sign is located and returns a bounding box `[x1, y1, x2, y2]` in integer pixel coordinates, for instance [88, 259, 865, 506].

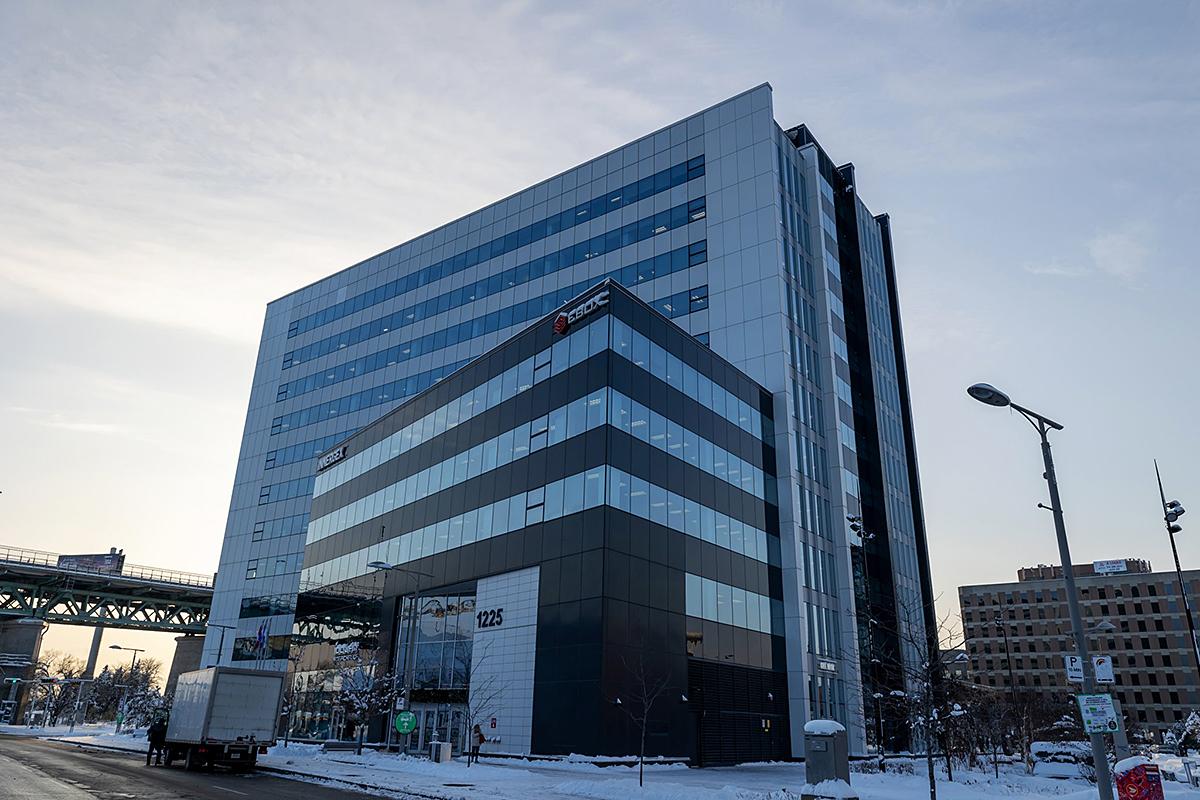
[394, 711, 417, 735]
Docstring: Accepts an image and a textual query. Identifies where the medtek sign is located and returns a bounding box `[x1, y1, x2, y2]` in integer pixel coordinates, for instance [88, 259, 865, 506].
[554, 290, 609, 334]
[317, 445, 347, 471]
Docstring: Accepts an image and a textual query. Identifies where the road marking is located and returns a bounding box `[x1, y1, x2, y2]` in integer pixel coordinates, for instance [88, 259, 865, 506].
[212, 786, 248, 796]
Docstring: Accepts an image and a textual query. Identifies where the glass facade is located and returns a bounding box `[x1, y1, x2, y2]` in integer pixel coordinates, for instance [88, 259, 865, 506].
[210, 84, 933, 761]
[288, 281, 787, 762]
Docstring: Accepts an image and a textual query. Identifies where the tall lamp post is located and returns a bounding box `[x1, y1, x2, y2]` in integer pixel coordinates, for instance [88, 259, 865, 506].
[967, 382, 1114, 800]
[205, 623, 237, 667]
[367, 561, 435, 753]
[993, 611, 1017, 702]
[1153, 461, 1200, 688]
[109, 645, 145, 734]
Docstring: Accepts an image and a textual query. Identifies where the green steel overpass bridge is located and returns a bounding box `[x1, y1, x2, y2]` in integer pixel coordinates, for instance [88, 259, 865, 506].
[0, 545, 214, 723]
[0, 545, 212, 633]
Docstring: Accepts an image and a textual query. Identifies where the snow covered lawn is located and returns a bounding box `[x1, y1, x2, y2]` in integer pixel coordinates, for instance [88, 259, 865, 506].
[16, 729, 1200, 800]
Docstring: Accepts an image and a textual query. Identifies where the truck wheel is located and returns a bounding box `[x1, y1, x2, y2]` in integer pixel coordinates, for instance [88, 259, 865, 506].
[164, 747, 174, 767]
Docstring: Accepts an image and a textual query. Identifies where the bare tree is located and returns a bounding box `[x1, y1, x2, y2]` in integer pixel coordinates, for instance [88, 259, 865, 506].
[460, 642, 506, 768]
[614, 653, 671, 788]
[1008, 692, 1070, 775]
[868, 597, 968, 800]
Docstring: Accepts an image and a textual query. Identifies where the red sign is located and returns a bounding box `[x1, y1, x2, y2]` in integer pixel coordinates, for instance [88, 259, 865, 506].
[553, 290, 609, 334]
[1116, 763, 1164, 800]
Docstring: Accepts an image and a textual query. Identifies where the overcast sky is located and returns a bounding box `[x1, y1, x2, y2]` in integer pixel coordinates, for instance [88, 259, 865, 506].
[2, 1, 1197, 671]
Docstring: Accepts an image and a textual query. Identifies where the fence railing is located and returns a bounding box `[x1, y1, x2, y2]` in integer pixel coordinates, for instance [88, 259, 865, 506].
[0, 545, 213, 590]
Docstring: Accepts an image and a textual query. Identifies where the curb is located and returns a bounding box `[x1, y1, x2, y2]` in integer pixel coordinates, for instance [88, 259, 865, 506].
[42, 737, 460, 800]
[257, 763, 458, 799]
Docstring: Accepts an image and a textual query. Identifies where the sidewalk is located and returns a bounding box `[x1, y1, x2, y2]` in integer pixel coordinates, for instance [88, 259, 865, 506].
[13, 727, 1174, 800]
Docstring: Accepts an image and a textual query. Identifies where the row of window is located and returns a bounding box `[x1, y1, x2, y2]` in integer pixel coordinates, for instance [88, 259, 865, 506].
[252, 513, 309, 542]
[610, 316, 767, 441]
[259, 475, 314, 506]
[271, 357, 467, 436]
[271, 275, 705, 438]
[303, 457, 776, 595]
[609, 389, 767, 500]
[277, 240, 706, 402]
[245, 552, 302, 579]
[307, 388, 610, 544]
[607, 466, 773, 565]
[685, 573, 779, 635]
[266, 429, 357, 472]
[283, 196, 707, 369]
[287, 156, 705, 338]
[311, 386, 773, 559]
[313, 313, 610, 497]
[239, 594, 297, 619]
[808, 602, 841, 658]
[300, 466, 608, 590]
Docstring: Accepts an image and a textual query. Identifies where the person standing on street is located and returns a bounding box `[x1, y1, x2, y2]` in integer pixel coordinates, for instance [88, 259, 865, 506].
[146, 717, 168, 766]
[468, 724, 485, 765]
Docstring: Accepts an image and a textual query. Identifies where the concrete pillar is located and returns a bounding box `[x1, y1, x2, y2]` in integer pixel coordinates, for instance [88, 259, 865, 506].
[0, 619, 47, 723]
[72, 625, 104, 728]
[165, 634, 204, 697]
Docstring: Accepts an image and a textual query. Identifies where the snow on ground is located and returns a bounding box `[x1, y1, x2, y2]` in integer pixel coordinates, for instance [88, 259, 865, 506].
[12, 727, 1200, 800]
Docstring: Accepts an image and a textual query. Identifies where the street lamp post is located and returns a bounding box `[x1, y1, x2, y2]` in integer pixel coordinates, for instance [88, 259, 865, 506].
[967, 383, 1114, 800]
[1153, 461, 1200, 689]
[205, 623, 237, 667]
[993, 611, 1017, 702]
[367, 561, 435, 754]
[109, 645, 145, 734]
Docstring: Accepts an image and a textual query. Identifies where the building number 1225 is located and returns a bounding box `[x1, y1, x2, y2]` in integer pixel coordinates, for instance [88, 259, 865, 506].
[477, 608, 504, 629]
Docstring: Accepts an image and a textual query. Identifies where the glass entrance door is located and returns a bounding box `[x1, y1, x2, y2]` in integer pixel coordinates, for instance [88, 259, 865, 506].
[408, 703, 467, 756]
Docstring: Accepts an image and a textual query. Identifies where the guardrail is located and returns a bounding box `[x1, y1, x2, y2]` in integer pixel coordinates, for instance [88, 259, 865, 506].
[0, 545, 213, 589]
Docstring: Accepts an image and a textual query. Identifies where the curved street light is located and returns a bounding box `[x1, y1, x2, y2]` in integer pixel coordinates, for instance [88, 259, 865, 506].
[967, 382, 1112, 800]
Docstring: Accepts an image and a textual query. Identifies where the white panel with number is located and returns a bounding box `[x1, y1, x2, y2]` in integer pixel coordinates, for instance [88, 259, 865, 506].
[469, 566, 540, 755]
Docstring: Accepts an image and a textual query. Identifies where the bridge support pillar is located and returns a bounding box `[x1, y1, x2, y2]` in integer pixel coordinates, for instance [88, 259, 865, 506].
[165, 634, 204, 697]
[0, 618, 47, 724]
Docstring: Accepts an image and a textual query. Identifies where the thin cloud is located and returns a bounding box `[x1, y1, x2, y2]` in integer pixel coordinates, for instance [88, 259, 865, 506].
[1025, 223, 1153, 281]
[1088, 224, 1151, 279]
[6, 406, 128, 435]
[42, 420, 128, 435]
[1024, 259, 1089, 278]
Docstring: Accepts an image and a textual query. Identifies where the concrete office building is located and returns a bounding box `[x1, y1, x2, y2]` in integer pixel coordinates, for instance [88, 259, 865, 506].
[959, 559, 1200, 739]
[206, 83, 935, 757]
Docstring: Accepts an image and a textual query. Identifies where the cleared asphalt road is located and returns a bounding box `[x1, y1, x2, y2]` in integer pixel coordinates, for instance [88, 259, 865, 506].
[0, 735, 381, 800]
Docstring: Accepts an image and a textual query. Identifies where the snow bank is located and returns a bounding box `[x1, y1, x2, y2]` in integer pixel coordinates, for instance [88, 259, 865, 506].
[1113, 756, 1151, 776]
[800, 779, 856, 798]
[804, 720, 846, 735]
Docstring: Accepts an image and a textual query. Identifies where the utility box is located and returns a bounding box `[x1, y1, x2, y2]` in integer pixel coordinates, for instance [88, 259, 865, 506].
[804, 719, 850, 785]
[430, 740, 453, 763]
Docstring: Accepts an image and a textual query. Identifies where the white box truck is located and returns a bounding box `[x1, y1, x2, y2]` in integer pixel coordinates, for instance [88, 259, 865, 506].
[164, 666, 285, 771]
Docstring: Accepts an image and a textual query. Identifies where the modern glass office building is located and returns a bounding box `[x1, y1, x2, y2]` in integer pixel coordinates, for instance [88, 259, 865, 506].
[288, 281, 787, 762]
[206, 83, 935, 757]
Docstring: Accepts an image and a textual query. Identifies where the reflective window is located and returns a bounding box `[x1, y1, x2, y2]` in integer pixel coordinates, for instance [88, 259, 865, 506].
[685, 573, 775, 635]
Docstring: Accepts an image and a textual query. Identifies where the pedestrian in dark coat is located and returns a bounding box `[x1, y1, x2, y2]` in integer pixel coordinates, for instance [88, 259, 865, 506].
[146, 718, 168, 766]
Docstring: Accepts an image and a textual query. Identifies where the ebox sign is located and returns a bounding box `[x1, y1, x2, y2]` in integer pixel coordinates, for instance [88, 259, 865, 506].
[554, 290, 609, 334]
[317, 445, 347, 471]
